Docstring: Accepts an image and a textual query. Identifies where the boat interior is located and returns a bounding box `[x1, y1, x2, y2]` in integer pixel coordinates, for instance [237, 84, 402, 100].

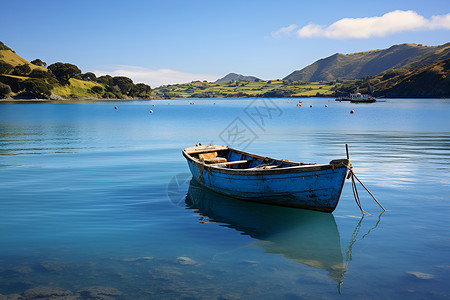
[185, 145, 316, 170]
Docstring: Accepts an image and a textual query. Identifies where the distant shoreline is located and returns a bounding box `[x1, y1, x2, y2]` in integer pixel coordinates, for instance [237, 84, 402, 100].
[1, 96, 448, 102]
[0, 96, 161, 102]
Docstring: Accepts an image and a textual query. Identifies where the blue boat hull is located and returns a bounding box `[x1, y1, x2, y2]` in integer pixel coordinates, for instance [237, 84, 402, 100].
[183, 145, 350, 213]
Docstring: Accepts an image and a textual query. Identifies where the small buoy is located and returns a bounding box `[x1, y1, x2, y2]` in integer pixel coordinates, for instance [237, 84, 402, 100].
[114, 106, 117, 109]
[213, 103, 216, 105]
[153, 104, 155, 107]
[325, 105, 328, 107]
[310, 105, 312, 108]
[350, 110, 355, 114]
[149, 110, 153, 113]
[299, 101, 302, 103]
[168, 103, 170, 105]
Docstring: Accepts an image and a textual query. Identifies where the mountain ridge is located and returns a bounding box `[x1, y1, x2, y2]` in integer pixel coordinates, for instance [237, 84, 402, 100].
[284, 43, 450, 82]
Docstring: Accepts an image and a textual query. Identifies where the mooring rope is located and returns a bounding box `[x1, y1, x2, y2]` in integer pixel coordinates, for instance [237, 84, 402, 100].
[345, 144, 386, 214]
[351, 170, 368, 214]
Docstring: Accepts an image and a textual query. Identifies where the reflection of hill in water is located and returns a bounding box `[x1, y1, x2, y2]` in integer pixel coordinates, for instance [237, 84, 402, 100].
[185, 180, 347, 282]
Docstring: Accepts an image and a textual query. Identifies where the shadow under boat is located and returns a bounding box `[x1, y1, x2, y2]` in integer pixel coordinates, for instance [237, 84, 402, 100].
[185, 179, 347, 283]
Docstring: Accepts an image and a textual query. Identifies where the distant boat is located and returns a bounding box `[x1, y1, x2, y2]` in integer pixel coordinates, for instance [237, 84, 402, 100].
[182, 144, 350, 213]
[336, 87, 376, 103]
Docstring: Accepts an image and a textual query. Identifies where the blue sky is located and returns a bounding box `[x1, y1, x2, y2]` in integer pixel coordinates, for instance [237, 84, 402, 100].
[2, 0, 449, 87]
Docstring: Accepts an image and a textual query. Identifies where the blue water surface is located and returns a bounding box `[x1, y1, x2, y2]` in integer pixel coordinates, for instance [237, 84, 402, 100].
[0, 98, 449, 299]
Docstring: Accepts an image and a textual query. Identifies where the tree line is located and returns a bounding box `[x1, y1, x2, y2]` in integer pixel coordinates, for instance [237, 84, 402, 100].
[0, 58, 152, 99]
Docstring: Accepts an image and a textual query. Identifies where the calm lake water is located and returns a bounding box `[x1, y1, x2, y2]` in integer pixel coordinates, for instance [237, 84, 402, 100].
[0, 98, 449, 299]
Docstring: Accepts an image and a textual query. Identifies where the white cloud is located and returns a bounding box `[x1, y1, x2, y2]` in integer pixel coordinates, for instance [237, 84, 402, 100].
[92, 66, 219, 88]
[271, 24, 298, 38]
[273, 10, 450, 40]
[429, 13, 450, 29]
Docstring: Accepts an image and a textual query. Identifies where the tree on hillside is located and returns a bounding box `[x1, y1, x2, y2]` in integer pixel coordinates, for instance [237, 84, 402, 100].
[82, 72, 96, 81]
[96, 75, 114, 86]
[0, 82, 12, 99]
[104, 84, 123, 98]
[0, 41, 12, 51]
[31, 59, 47, 67]
[47, 62, 81, 83]
[29, 69, 58, 84]
[90, 86, 104, 94]
[113, 76, 134, 95]
[0, 61, 14, 74]
[23, 78, 52, 99]
[132, 83, 152, 98]
[12, 64, 31, 76]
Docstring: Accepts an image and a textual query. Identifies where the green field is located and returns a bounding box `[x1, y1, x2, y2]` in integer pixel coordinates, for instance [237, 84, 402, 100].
[154, 79, 337, 99]
[51, 78, 105, 98]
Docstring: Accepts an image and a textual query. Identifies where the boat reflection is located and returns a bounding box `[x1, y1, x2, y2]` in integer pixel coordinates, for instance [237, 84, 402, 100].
[185, 179, 347, 283]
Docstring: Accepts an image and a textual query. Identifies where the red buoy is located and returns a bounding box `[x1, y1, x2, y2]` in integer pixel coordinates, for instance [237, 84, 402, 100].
[310, 105, 312, 107]
[350, 110, 355, 114]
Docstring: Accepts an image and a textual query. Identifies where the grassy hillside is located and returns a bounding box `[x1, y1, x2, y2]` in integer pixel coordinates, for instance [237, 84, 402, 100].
[0, 49, 47, 71]
[0, 41, 153, 100]
[285, 43, 450, 82]
[367, 58, 450, 98]
[50, 78, 106, 98]
[154, 79, 336, 98]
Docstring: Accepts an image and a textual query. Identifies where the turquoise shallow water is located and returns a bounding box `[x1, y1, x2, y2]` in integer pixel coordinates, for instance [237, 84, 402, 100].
[0, 98, 449, 299]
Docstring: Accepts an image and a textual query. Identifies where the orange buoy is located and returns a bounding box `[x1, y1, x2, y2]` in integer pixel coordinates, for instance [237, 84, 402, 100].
[114, 106, 117, 109]
[350, 110, 355, 114]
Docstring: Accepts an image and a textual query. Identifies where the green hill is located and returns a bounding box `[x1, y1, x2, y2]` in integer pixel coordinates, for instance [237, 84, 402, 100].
[0, 41, 153, 100]
[367, 58, 450, 98]
[215, 73, 261, 83]
[284, 43, 450, 82]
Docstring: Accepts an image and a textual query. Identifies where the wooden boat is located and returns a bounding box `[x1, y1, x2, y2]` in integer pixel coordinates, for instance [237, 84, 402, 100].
[182, 144, 351, 213]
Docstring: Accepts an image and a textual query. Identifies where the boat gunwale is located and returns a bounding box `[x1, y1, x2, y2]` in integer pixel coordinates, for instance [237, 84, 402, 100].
[182, 146, 349, 176]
